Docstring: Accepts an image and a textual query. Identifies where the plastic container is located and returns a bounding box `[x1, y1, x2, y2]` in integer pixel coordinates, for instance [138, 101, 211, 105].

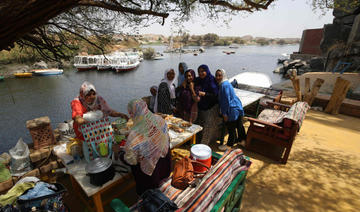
[190, 144, 212, 173]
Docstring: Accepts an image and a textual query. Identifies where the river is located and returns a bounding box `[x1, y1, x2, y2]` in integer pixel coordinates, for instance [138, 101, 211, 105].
[0, 44, 298, 153]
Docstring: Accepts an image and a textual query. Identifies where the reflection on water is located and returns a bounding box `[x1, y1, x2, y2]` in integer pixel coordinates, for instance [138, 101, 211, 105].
[0, 45, 298, 152]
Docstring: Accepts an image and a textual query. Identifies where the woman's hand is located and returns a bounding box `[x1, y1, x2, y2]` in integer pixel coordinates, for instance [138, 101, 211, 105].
[74, 115, 87, 125]
[111, 111, 129, 120]
[199, 91, 206, 97]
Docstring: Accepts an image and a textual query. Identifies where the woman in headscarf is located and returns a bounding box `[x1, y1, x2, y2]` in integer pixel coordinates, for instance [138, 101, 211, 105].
[148, 85, 158, 113]
[123, 99, 171, 195]
[195, 64, 221, 144]
[177, 69, 200, 123]
[71, 81, 128, 141]
[154, 68, 176, 114]
[215, 69, 246, 150]
[178, 62, 188, 86]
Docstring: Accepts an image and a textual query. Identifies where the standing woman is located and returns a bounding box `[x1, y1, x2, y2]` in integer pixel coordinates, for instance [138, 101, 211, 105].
[177, 69, 200, 123]
[154, 69, 176, 114]
[178, 62, 188, 86]
[215, 69, 246, 150]
[195, 64, 220, 145]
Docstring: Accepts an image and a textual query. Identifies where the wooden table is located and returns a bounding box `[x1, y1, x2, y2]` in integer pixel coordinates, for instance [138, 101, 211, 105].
[65, 123, 203, 212]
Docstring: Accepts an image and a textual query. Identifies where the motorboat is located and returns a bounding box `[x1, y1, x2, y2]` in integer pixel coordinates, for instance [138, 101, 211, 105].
[153, 52, 164, 60]
[228, 72, 272, 88]
[14, 72, 33, 78]
[32, 68, 63, 76]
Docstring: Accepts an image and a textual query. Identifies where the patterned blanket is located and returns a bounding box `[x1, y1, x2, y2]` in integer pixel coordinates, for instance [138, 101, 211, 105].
[159, 149, 251, 212]
[258, 102, 310, 129]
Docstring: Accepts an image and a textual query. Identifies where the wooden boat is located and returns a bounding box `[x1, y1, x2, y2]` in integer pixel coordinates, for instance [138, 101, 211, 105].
[14, 72, 33, 78]
[32, 68, 63, 76]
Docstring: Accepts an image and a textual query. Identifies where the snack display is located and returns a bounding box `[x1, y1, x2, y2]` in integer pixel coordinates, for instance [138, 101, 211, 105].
[168, 124, 184, 133]
[156, 113, 193, 134]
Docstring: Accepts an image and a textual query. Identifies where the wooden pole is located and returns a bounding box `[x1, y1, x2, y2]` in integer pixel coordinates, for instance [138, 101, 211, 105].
[303, 78, 325, 106]
[325, 77, 351, 114]
[290, 76, 302, 102]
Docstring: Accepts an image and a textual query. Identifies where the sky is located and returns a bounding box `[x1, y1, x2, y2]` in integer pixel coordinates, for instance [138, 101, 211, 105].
[139, 0, 334, 38]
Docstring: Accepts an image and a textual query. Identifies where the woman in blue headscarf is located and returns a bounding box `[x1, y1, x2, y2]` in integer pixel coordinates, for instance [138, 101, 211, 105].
[195, 64, 221, 144]
[177, 62, 188, 87]
[215, 69, 246, 150]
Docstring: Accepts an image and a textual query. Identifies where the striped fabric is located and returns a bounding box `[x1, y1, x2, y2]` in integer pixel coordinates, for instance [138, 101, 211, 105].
[159, 149, 251, 212]
[282, 101, 309, 129]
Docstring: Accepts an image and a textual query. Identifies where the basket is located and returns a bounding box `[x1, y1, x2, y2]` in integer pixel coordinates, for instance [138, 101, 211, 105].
[26, 116, 55, 150]
[17, 183, 67, 212]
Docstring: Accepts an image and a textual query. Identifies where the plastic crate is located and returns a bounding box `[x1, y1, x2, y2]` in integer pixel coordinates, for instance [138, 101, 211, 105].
[28, 124, 55, 149]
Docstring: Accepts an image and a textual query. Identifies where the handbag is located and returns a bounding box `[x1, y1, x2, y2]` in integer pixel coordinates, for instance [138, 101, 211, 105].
[79, 117, 114, 162]
[171, 156, 209, 190]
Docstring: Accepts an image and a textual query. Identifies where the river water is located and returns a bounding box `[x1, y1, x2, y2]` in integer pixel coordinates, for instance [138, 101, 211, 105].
[0, 44, 298, 153]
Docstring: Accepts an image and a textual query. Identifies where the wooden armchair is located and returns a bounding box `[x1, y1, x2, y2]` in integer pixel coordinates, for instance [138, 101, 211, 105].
[245, 101, 309, 164]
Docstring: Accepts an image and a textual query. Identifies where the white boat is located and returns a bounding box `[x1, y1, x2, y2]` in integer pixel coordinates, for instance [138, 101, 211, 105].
[32, 68, 63, 76]
[74, 55, 99, 71]
[113, 56, 140, 72]
[229, 72, 272, 88]
[97, 56, 113, 71]
[153, 52, 164, 60]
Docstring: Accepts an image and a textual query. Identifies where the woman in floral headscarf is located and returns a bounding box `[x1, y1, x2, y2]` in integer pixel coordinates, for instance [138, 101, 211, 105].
[124, 99, 171, 195]
[71, 81, 128, 140]
[154, 68, 176, 114]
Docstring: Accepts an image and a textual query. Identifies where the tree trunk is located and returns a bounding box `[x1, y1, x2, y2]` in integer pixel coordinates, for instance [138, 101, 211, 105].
[303, 78, 325, 106]
[325, 77, 351, 114]
[290, 76, 302, 102]
[0, 0, 76, 50]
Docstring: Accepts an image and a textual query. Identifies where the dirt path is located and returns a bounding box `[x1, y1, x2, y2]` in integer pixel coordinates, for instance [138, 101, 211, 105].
[240, 110, 360, 212]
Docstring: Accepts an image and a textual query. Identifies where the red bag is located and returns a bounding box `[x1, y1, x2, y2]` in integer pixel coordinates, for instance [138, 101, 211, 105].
[171, 157, 209, 190]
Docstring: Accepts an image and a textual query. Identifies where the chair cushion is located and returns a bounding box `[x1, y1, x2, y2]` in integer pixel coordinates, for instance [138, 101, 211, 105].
[257, 109, 287, 124]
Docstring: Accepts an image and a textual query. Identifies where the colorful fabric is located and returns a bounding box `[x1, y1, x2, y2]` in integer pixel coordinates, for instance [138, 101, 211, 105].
[195, 65, 219, 110]
[125, 99, 170, 176]
[0, 182, 35, 206]
[79, 117, 114, 161]
[283, 101, 310, 129]
[154, 69, 176, 113]
[178, 62, 188, 86]
[159, 149, 251, 212]
[258, 102, 309, 129]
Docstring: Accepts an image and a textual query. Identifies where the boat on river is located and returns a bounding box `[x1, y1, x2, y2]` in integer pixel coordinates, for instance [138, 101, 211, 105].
[14, 72, 33, 78]
[32, 69, 63, 76]
[113, 56, 140, 72]
[153, 52, 164, 60]
[74, 55, 99, 71]
[229, 72, 272, 88]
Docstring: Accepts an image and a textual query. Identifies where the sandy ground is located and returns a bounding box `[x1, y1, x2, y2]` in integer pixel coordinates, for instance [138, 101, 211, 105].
[272, 72, 360, 95]
[238, 110, 360, 212]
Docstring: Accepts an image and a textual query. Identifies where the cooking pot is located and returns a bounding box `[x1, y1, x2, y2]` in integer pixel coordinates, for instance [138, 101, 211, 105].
[85, 157, 115, 186]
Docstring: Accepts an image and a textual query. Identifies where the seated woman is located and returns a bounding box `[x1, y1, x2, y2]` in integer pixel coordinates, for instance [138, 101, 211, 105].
[154, 69, 176, 114]
[123, 99, 171, 195]
[215, 69, 246, 150]
[71, 81, 128, 141]
[177, 69, 200, 123]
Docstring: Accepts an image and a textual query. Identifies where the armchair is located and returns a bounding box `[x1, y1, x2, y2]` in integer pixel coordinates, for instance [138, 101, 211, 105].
[245, 101, 309, 164]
